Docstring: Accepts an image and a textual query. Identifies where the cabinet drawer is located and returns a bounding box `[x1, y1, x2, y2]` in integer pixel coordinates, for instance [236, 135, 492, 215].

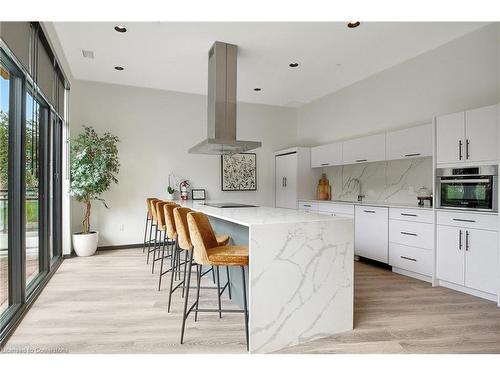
[389, 220, 434, 249]
[389, 243, 432, 277]
[436, 211, 498, 231]
[318, 202, 355, 216]
[389, 208, 433, 223]
[297, 201, 318, 212]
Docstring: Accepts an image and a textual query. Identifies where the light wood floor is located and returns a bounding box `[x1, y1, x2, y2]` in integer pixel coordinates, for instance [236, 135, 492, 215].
[278, 261, 500, 354]
[3, 248, 500, 354]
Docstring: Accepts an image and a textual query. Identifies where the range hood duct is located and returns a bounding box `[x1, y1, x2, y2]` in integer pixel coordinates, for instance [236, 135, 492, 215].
[188, 41, 262, 155]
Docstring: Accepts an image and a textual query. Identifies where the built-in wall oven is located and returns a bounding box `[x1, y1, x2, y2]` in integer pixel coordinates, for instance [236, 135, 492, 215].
[437, 165, 498, 212]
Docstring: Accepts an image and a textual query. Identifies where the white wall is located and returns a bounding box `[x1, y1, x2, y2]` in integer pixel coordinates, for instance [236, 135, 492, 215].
[297, 24, 500, 145]
[70, 80, 297, 247]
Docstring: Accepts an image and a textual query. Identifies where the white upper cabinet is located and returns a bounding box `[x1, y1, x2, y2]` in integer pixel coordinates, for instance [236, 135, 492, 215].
[436, 104, 498, 166]
[311, 142, 342, 168]
[436, 111, 465, 165]
[465, 105, 499, 163]
[386, 124, 432, 161]
[342, 133, 386, 165]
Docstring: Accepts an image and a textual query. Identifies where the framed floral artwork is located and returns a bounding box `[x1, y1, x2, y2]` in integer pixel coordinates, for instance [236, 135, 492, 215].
[221, 153, 257, 191]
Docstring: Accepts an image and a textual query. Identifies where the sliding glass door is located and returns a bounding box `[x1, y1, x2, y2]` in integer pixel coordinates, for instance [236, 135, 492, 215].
[0, 60, 10, 317]
[0, 44, 64, 341]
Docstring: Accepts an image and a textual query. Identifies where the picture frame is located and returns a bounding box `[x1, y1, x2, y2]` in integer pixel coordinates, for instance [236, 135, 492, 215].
[191, 189, 206, 201]
[221, 153, 257, 191]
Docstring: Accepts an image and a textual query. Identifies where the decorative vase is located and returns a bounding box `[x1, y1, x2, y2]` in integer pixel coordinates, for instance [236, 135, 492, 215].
[166, 193, 175, 201]
[72, 231, 99, 257]
[316, 173, 331, 200]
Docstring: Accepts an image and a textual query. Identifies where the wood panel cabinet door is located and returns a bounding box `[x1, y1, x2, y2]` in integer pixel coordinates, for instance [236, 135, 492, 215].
[342, 134, 386, 165]
[386, 124, 432, 160]
[275, 153, 297, 209]
[465, 105, 499, 163]
[436, 225, 464, 285]
[354, 206, 389, 263]
[465, 228, 498, 294]
[436, 112, 465, 165]
[311, 142, 342, 168]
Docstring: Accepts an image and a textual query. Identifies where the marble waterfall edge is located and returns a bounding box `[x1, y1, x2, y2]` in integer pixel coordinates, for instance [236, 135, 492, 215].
[249, 218, 354, 353]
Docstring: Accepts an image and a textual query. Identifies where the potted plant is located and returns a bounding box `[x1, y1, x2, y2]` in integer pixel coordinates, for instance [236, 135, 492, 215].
[70, 126, 120, 256]
[166, 185, 176, 200]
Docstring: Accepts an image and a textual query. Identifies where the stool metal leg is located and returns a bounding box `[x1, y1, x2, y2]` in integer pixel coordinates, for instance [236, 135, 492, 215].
[182, 250, 188, 298]
[241, 266, 249, 352]
[194, 264, 202, 322]
[216, 266, 222, 318]
[158, 233, 167, 291]
[167, 245, 178, 313]
[180, 250, 194, 344]
[146, 222, 156, 264]
[226, 266, 232, 300]
[151, 227, 159, 274]
[142, 214, 150, 253]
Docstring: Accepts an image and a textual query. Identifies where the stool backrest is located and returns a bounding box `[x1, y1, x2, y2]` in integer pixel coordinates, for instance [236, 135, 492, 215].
[155, 201, 170, 229]
[149, 198, 162, 221]
[187, 212, 219, 265]
[164, 203, 180, 239]
[146, 198, 157, 219]
[174, 207, 193, 250]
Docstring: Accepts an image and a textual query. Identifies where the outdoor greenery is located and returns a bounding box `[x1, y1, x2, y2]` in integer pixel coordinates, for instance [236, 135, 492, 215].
[70, 126, 120, 234]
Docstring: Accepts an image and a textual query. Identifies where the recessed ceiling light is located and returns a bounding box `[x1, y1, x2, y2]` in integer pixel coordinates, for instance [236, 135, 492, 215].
[253, 88, 262, 91]
[114, 25, 127, 33]
[347, 21, 360, 28]
[114, 66, 124, 71]
[289, 62, 299, 68]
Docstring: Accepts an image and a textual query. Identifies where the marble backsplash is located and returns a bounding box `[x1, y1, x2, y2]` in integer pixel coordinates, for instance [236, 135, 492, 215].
[320, 157, 432, 205]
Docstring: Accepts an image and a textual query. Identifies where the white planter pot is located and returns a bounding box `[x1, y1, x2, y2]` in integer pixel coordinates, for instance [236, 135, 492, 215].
[72, 231, 99, 257]
[166, 193, 175, 201]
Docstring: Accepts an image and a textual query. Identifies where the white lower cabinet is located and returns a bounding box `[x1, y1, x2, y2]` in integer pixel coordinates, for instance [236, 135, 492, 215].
[354, 206, 389, 263]
[389, 208, 434, 278]
[436, 211, 499, 296]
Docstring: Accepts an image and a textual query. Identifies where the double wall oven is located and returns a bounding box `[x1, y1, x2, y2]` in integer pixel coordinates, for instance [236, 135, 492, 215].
[437, 165, 498, 212]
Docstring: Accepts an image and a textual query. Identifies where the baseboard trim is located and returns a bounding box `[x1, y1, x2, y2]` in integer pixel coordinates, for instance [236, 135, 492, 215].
[436, 279, 497, 302]
[392, 267, 432, 283]
[97, 243, 143, 251]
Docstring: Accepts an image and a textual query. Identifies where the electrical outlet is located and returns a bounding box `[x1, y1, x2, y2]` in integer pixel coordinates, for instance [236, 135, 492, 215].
[119, 224, 125, 232]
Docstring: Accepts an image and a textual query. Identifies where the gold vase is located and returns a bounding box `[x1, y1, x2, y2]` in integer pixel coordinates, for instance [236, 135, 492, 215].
[316, 173, 331, 200]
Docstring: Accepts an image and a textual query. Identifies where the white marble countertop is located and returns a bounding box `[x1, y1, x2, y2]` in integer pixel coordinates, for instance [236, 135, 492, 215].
[175, 200, 351, 227]
[299, 199, 434, 211]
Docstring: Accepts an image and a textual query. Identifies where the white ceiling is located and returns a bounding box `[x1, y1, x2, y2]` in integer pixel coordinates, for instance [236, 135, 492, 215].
[53, 22, 487, 107]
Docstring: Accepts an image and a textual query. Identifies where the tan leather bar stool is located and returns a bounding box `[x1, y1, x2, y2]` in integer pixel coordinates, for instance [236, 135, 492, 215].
[182, 211, 249, 351]
[169, 207, 232, 314]
[146, 198, 162, 264]
[150, 201, 171, 274]
[158, 203, 180, 291]
[142, 198, 157, 254]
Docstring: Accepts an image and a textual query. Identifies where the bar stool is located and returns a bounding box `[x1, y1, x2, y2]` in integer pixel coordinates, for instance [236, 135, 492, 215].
[142, 198, 157, 254]
[158, 203, 180, 291]
[169, 207, 232, 313]
[150, 201, 171, 274]
[146, 198, 162, 264]
[182, 211, 249, 351]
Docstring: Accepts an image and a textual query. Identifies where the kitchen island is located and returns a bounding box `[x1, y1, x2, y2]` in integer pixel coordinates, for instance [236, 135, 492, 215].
[177, 201, 354, 353]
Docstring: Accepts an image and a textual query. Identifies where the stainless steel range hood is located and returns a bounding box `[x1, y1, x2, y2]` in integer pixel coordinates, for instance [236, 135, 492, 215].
[189, 41, 262, 155]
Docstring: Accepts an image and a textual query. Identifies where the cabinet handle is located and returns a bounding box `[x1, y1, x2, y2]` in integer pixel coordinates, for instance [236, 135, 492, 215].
[320, 163, 329, 166]
[363, 210, 376, 213]
[303, 204, 311, 207]
[282, 177, 285, 187]
[356, 159, 367, 163]
[400, 256, 417, 262]
[459, 140, 463, 160]
[401, 213, 417, 217]
[466, 139, 470, 160]
[458, 229, 463, 250]
[284, 177, 287, 187]
[453, 218, 476, 223]
[465, 230, 470, 251]
[401, 231, 417, 236]
[404, 153, 421, 157]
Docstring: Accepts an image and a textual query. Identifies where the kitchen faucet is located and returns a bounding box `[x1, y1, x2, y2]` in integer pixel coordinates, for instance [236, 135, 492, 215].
[349, 178, 365, 202]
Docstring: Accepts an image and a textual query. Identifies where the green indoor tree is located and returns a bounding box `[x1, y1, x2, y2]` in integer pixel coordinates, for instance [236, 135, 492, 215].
[70, 126, 120, 234]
